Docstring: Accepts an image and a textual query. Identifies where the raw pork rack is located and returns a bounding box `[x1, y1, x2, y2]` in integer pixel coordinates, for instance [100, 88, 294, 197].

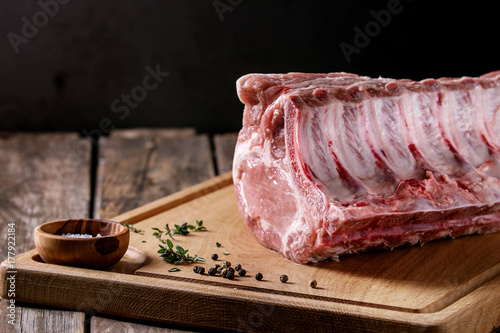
[232, 71, 500, 264]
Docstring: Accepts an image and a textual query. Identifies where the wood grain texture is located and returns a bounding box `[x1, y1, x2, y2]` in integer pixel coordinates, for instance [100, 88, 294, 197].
[213, 133, 238, 174]
[0, 133, 91, 259]
[0, 133, 90, 333]
[3, 173, 498, 333]
[109, 128, 196, 139]
[91, 316, 195, 333]
[17, 308, 85, 333]
[94, 132, 215, 220]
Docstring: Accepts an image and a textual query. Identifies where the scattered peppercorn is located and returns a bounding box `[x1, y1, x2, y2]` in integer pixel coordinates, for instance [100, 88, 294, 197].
[227, 267, 235, 273]
[238, 269, 246, 277]
[255, 273, 263, 281]
[280, 274, 289, 283]
[309, 279, 318, 288]
[234, 263, 242, 271]
[221, 268, 229, 278]
[211, 254, 218, 260]
[193, 266, 200, 273]
[216, 266, 223, 275]
[198, 267, 205, 275]
[226, 270, 235, 280]
[208, 267, 217, 276]
[222, 261, 231, 268]
[213, 264, 221, 269]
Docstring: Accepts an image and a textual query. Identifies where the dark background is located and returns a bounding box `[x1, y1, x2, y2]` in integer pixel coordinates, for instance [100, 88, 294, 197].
[0, 0, 497, 135]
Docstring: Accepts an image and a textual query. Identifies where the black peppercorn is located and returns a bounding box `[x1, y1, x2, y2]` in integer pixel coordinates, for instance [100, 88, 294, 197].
[208, 267, 217, 276]
[280, 274, 288, 283]
[309, 279, 318, 288]
[193, 266, 200, 273]
[211, 253, 218, 260]
[255, 272, 263, 281]
[222, 261, 231, 268]
[221, 268, 229, 278]
[213, 264, 221, 269]
[234, 263, 242, 271]
[226, 270, 235, 280]
[198, 267, 205, 275]
[238, 269, 246, 277]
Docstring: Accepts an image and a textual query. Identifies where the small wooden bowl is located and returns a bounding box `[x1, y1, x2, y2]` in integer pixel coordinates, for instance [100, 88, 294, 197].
[34, 219, 130, 268]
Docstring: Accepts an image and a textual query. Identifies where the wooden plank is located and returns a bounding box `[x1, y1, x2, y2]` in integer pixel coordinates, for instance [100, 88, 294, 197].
[17, 308, 85, 333]
[213, 133, 238, 174]
[0, 133, 90, 333]
[91, 316, 192, 333]
[3, 174, 498, 332]
[94, 133, 215, 220]
[0, 132, 91, 257]
[0, 303, 84, 333]
[109, 128, 196, 139]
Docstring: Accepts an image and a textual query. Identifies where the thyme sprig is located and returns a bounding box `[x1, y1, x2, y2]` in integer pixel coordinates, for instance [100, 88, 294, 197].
[152, 224, 174, 243]
[173, 222, 190, 236]
[189, 220, 207, 232]
[152, 220, 207, 242]
[158, 239, 205, 265]
[124, 222, 144, 234]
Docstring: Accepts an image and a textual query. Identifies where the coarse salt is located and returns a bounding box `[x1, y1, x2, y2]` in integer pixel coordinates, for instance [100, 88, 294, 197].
[61, 233, 102, 238]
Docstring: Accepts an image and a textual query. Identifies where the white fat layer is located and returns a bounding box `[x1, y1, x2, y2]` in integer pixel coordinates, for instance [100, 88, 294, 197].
[367, 97, 420, 179]
[296, 87, 500, 203]
[330, 101, 392, 195]
[403, 91, 462, 174]
[482, 86, 500, 150]
[446, 89, 489, 166]
[299, 105, 359, 200]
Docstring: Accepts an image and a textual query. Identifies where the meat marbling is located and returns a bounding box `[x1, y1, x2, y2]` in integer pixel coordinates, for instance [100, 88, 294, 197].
[232, 71, 500, 264]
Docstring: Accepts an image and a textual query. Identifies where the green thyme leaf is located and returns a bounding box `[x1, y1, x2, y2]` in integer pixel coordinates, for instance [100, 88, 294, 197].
[157, 241, 204, 265]
[193, 255, 205, 262]
[168, 267, 180, 272]
[192, 220, 207, 232]
[124, 221, 144, 234]
[152, 220, 206, 243]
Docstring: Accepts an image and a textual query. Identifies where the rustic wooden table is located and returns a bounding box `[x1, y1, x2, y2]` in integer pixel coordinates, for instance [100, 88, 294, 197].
[0, 128, 238, 333]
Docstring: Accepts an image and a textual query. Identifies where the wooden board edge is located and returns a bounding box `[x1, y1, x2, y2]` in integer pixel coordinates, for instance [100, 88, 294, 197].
[1, 249, 492, 332]
[110, 171, 233, 224]
[419, 259, 500, 313]
[433, 273, 500, 333]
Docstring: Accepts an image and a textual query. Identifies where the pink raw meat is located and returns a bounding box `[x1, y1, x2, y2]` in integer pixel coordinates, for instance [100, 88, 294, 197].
[233, 71, 500, 264]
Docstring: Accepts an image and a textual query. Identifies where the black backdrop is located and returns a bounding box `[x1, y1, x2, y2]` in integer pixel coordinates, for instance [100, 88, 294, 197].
[0, 0, 497, 134]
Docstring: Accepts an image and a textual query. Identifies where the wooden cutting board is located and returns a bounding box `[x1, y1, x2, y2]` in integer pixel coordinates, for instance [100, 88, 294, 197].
[1, 172, 499, 332]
